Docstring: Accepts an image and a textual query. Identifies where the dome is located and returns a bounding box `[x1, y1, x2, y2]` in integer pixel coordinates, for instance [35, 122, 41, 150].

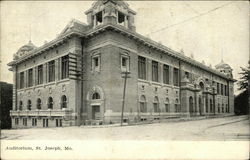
[16, 41, 37, 58]
[215, 60, 232, 70]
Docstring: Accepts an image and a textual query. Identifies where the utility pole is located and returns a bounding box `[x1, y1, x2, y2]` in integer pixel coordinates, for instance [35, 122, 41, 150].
[121, 70, 131, 126]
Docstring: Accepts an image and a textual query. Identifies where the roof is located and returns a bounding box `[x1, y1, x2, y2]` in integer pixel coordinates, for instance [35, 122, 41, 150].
[58, 19, 89, 37]
[16, 41, 37, 54]
[215, 60, 232, 70]
[85, 0, 136, 15]
[8, 22, 236, 82]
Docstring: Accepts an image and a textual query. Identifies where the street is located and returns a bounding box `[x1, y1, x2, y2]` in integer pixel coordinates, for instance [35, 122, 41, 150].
[1, 115, 249, 140]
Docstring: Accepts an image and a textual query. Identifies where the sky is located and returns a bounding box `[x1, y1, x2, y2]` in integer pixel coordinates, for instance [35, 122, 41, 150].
[0, 1, 249, 95]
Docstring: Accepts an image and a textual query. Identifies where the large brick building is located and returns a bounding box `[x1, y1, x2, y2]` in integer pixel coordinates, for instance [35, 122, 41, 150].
[8, 0, 236, 128]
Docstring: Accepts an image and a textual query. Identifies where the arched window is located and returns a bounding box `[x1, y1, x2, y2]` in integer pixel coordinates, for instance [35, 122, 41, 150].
[19, 101, 23, 110]
[189, 96, 194, 114]
[139, 95, 147, 113]
[205, 98, 208, 113]
[153, 96, 159, 113]
[61, 95, 67, 109]
[199, 97, 202, 115]
[210, 99, 213, 113]
[27, 100, 31, 110]
[199, 82, 204, 91]
[165, 98, 170, 112]
[222, 104, 224, 113]
[37, 98, 41, 110]
[175, 99, 179, 113]
[48, 97, 53, 109]
[92, 92, 100, 100]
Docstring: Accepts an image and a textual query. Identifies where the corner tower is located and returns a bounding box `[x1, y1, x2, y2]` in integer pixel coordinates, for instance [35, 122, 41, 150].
[85, 0, 136, 31]
[215, 60, 233, 78]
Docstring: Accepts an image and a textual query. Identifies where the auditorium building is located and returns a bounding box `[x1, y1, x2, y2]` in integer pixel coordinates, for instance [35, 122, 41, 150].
[8, 0, 236, 128]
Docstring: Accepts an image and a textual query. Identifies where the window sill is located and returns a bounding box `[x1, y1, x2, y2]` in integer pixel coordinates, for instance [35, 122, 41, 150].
[138, 79, 149, 84]
[57, 78, 70, 84]
[151, 81, 162, 86]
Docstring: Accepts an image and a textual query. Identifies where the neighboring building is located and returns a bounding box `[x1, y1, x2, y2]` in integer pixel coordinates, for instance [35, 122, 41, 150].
[8, 0, 236, 128]
[0, 82, 13, 129]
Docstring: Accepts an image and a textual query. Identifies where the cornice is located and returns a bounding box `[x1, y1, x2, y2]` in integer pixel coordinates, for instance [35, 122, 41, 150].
[8, 23, 236, 82]
[8, 31, 85, 66]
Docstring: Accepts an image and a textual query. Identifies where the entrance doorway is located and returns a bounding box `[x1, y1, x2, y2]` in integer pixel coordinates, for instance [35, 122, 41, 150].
[92, 105, 100, 120]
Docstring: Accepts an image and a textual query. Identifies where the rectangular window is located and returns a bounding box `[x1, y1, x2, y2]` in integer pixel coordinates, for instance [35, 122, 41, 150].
[59, 119, 62, 127]
[185, 71, 190, 79]
[28, 69, 33, 87]
[15, 118, 19, 125]
[96, 11, 103, 25]
[118, 11, 125, 26]
[20, 72, 24, 89]
[122, 57, 127, 67]
[43, 119, 49, 127]
[163, 64, 170, 84]
[173, 68, 179, 86]
[38, 65, 43, 85]
[152, 61, 158, 82]
[205, 99, 208, 113]
[23, 118, 27, 126]
[56, 119, 59, 127]
[121, 55, 129, 72]
[48, 61, 55, 82]
[92, 55, 100, 72]
[138, 56, 146, 80]
[221, 84, 224, 95]
[94, 57, 99, 67]
[32, 118, 37, 126]
[224, 85, 227, 96]
[165, 104, 169, 112]
[61, 55, 69, 79]
[217, 83, 220, 95]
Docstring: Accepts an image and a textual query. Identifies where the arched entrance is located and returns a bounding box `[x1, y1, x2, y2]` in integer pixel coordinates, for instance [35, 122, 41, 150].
[91, 92, 101, 120]
[189, 96, 194, 116]
[86, 85, 105, 121]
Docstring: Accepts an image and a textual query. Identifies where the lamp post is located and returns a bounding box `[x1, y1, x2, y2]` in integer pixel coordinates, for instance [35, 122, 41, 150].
[121, 70, 131, 126]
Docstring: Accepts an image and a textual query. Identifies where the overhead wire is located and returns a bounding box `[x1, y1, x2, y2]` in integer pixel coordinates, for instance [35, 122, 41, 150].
[147, 1, 235, 35]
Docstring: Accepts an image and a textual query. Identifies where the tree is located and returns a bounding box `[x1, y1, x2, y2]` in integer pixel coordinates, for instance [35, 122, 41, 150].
[235, 61, 249, 115]
[238, 61, 250, 90]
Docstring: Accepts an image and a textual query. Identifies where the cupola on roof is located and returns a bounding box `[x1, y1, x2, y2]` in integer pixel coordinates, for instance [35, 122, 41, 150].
[15, 40, 37, 59]
[215, 59, 232, 70]
[85, 0, 136, 31]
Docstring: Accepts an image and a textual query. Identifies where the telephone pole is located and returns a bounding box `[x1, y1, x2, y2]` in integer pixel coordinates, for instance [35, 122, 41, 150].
[121, 70, 131, 126]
